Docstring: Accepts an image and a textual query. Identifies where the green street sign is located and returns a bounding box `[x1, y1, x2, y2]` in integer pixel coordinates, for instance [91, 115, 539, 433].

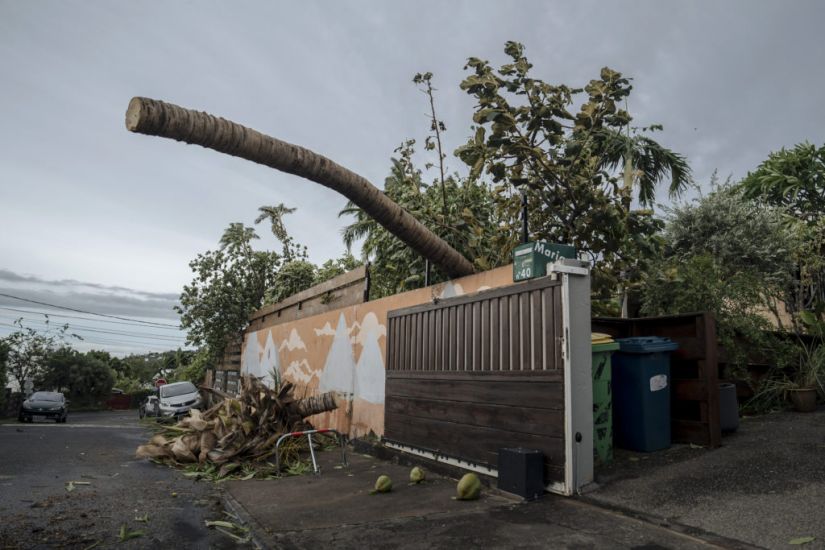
[513, 241, 577, 281]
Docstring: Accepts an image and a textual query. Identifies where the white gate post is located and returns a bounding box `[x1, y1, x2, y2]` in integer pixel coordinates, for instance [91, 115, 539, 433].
[550, 259, 592, 495]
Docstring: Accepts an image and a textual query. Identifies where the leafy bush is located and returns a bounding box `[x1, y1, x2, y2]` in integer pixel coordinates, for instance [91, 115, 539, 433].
[641, 183, 798, 388]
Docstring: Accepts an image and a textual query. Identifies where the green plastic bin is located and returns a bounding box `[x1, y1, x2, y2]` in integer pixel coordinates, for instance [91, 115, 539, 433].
[592, 334, 620, 465]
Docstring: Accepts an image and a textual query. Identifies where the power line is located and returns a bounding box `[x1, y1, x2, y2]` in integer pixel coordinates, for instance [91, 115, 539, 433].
[0, 322, 188, 351]
[0, 292, 181, 328]
[0, 313, 186, 343]
[0, 305, 183, 331]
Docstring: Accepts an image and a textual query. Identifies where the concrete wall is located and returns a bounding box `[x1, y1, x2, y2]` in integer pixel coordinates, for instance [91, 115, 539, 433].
[240, 265, 514, 438]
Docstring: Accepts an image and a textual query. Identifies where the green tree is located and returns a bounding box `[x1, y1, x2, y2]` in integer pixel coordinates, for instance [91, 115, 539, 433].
[177, 203, 319, 364]
[3, 318, 76, 393]
[314, 253, 362, 285]
[37, 348, 115, 405]
[739, 142, 825, 224]
[0, 338, 9, 411]
[176, 223, 282, 364]
[170, 347, 210, 384]
[341, 143, 514, 298]
[341, 72, 517, 298]
[266, 260, 317, 304]
[641, 181, 798, 370]
[739, 142, 825, 318]
[455, 42, 690, 310]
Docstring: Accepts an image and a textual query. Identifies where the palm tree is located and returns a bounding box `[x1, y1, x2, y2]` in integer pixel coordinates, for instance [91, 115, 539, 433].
[126, 97, 475, 277]
[593, 127, 692, 208]
[254, 203, 299, 259]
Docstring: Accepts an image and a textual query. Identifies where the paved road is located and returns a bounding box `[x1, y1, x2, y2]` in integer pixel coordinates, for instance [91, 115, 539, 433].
[0, 410, 236, 549]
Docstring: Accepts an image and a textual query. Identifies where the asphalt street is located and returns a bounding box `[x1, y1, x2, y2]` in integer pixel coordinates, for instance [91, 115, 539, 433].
[0, 410, 237, 549]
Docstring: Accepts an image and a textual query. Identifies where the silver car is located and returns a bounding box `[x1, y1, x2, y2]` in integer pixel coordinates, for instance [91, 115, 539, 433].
[155, 381, 203, 418]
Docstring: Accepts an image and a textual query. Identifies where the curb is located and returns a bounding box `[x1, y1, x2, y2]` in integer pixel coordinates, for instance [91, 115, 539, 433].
[221, 490, 270, 550]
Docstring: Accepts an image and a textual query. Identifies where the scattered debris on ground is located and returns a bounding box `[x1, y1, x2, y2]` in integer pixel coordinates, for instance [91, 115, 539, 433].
[118, 524, 144, 542]
[135, 376, 340, 480]
[205, 511, 252, 545]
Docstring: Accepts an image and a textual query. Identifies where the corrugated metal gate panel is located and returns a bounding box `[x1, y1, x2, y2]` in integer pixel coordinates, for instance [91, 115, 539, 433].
[385, 277, 566, 484]
[387, 278, 564, 373]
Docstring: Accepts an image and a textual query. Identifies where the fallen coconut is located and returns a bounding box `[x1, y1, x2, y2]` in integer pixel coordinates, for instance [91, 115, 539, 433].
[409, 466, 425, 484]
[371, 474, 392, 494]
[455, 473, 481, 501]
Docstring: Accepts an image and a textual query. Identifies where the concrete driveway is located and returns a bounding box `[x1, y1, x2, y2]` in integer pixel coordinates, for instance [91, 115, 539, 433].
[224, 451, 725, 549]
[588, 409, 825, 549]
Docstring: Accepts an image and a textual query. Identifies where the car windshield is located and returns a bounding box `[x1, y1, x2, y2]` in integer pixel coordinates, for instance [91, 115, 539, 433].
[159, 382, 197, 398]
[30, 392, 61, 402]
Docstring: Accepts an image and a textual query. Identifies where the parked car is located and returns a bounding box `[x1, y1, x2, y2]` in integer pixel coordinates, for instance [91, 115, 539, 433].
[138, 395, 160, 419]
[18, 391, 68, 423]
[154, 381, 202, 418]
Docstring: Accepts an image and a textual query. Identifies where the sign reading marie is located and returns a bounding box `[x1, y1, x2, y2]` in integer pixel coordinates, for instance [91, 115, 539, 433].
[513, 241, 577, 281]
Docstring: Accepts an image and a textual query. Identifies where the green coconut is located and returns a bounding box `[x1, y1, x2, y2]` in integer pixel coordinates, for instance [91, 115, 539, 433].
[409, 466, 425, 484]
[371, 474, 392, 494]
[455, 473, 482, 500]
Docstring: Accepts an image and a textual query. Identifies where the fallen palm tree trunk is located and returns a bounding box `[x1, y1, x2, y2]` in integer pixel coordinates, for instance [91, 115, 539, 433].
[125, 97, 475, 278]
[136, 376, 340, 476]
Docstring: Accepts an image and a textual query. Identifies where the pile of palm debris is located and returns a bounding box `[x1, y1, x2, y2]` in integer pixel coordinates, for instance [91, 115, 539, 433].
[136, 376, 339, 479]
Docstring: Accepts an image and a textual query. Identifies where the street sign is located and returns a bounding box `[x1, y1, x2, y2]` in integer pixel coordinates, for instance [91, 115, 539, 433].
[155, 378, 167, 388]
[513, 241, 577, 281]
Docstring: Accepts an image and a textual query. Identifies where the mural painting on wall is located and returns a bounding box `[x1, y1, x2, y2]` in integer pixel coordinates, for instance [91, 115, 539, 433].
[240, 267, 510, 438]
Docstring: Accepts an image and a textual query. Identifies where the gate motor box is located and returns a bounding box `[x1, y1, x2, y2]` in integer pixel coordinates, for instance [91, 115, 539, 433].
[497, 447, 544, 500]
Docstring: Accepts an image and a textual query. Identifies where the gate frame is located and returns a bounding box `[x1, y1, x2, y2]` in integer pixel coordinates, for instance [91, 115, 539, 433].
[383, 259, 593, 496]
[555, 260, 593, 495]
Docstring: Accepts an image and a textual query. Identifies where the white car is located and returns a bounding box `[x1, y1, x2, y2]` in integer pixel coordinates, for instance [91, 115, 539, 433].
[154, 381, 203, 418]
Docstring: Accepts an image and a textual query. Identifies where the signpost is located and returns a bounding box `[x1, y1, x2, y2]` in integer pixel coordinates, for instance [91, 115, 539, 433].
[513, 241, 577, 282]
[154, 378, 167, 388]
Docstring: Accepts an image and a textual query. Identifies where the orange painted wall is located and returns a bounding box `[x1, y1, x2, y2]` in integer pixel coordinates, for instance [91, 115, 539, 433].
[240, 265, 515, 438]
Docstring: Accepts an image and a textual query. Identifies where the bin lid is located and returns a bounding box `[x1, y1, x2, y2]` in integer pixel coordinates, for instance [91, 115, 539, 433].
[592, 332, 620, 352]
[616, 336, 679, 353]
[591, 332, 614, 344]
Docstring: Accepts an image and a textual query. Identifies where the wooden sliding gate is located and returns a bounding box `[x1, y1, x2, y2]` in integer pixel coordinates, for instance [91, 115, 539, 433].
[383, 276, 574, 489]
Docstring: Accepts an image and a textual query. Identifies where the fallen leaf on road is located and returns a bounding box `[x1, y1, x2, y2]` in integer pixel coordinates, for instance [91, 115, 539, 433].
[118, 524, 144, 542]
[205, 519, 251, 544]
[135, 513, 149, 523]
[66, 481, 91, 492]
[789, 536, 815, 545]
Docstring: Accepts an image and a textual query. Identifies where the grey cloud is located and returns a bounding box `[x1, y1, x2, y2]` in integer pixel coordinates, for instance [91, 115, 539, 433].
[0, 270, 181, 322]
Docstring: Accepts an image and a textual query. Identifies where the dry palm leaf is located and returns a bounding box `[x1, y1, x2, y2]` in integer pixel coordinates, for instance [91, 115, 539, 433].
[136, 375, 340, 479]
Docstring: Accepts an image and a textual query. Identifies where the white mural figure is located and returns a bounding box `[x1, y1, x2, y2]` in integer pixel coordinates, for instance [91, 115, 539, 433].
[280, 328, 307, 352]
[439, 281, 465, 299]
[259, 331, 281, 388]
[285, 359, 318, 385]
[318, 313, 356, 396]
[354, 312, 386, 404]
[242, 332, 262, 378]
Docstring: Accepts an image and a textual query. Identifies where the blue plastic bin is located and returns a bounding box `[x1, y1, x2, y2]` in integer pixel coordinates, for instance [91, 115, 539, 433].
[612, 336, 679, 452]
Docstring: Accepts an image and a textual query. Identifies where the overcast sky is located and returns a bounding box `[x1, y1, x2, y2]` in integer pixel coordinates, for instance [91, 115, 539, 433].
[2, 1, 824, 354]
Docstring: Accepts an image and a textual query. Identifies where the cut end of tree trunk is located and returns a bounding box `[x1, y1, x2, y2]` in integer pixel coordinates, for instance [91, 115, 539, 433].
[125, 97, 146, 132]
